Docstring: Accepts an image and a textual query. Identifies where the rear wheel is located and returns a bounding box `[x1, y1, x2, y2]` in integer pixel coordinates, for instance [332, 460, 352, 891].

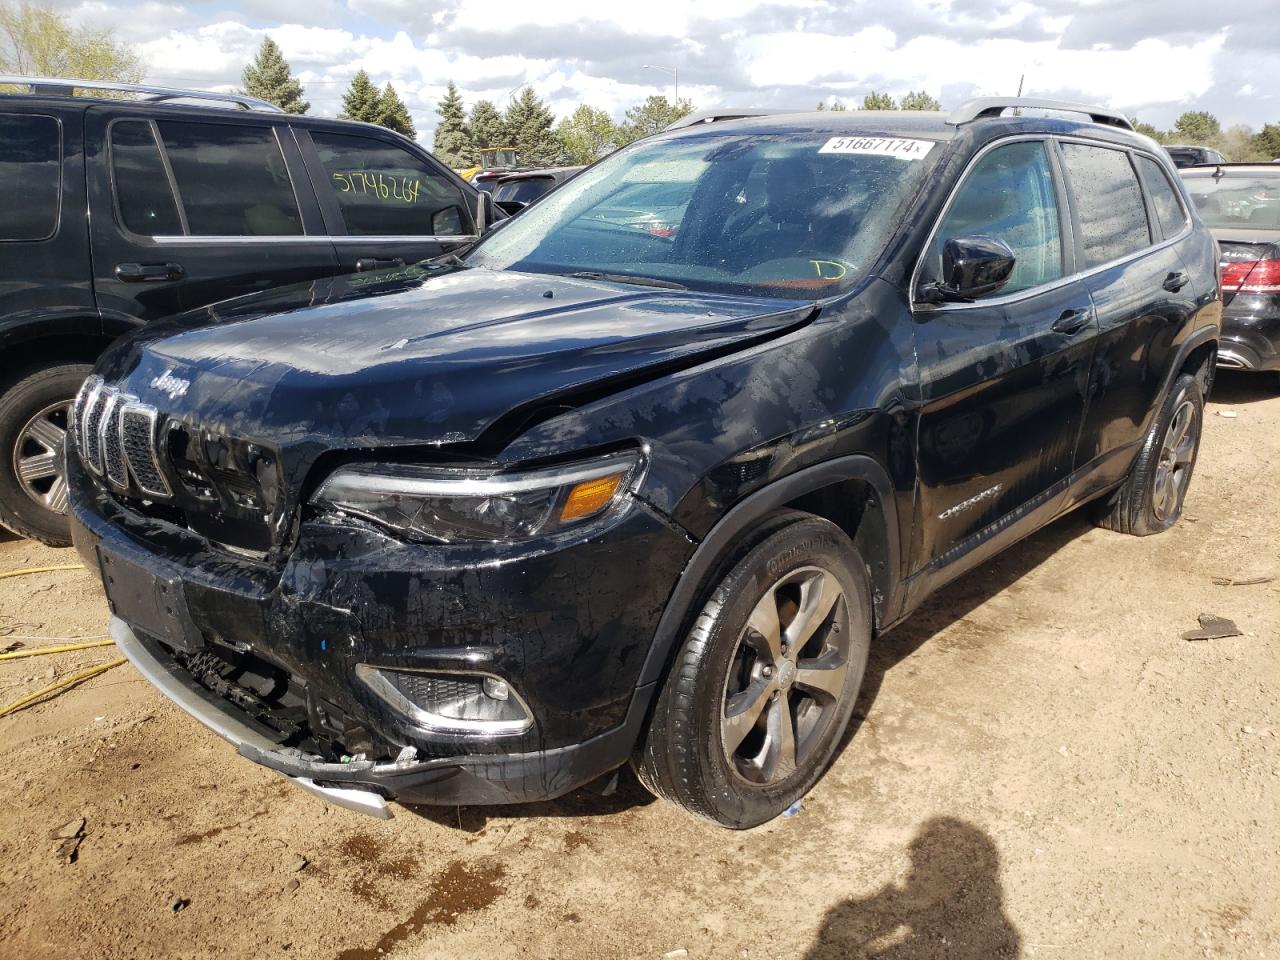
[634, 512, 872, 828]
[1095, 372, 1203, 536]
[0, 363, 92, 546]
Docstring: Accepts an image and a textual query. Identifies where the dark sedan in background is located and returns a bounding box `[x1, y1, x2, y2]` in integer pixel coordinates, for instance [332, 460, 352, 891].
[1181, 163, 1280, 384]
[490, 166, 584, 214]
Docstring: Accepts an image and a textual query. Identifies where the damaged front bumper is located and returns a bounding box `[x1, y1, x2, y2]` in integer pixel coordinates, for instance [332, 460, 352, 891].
[110, 616, 655, 817]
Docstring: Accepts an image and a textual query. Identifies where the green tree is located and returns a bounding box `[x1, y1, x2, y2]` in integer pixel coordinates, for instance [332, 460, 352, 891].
[900, 90, 941, 111]
[862, 91, 897, 110]
[468, 98, 506, 160]
[338, 69, 380, 123]
[375, 81, 415, 138]
[1173, 110, 1220, 143]
[616, 94, 694, 145]
[1254, 122, 1280, 160]
[1129, 117, 1167, 142]
[432, 81, 471, 166]
[815, 101, 825, 111]
[829, 100, 848, 112]
[503, 86, 559, 164]
[0, 1, 143, 84]
[241, 35, 308, 114]
[556, 104, 617, 164]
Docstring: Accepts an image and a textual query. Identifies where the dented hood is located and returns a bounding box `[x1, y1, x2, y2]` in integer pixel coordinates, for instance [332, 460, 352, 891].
[100, 266, 812, 449]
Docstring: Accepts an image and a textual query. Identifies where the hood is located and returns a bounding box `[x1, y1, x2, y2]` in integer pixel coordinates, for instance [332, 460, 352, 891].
[100, 265, 813, 451]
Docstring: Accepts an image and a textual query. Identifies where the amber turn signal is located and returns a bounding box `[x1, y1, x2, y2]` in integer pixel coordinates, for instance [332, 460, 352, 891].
[560, 473, 624, 522]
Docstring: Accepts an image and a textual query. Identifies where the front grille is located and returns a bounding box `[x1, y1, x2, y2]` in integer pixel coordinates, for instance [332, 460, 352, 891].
[74, 379, 283, 553]
[120, 405, 170, 497]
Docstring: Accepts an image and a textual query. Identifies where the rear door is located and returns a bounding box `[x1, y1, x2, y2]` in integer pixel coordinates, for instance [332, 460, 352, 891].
[911, 138, 1096, 568]
[298, 128, 478, 273]
[86, 107, 336, 324]
[1057, 141, 1198, 495]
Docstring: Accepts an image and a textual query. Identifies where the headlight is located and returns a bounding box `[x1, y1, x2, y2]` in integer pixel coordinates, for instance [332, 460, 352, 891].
[311, 450, 642, 543]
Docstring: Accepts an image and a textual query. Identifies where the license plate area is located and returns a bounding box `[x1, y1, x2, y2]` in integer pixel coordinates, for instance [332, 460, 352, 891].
[99, 548, 201, 654]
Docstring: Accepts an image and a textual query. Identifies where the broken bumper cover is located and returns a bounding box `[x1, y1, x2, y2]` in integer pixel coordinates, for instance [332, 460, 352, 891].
[110, 616, 652, 817]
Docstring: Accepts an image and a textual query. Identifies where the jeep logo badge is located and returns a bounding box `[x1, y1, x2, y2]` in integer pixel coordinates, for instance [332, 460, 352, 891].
[150, 369, 191, 401]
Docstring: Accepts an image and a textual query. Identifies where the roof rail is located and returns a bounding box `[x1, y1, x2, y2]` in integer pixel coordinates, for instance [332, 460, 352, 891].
[0, 75, 285, 113]
[663, 108, 796, 132]
[947, 97, 1133, 131]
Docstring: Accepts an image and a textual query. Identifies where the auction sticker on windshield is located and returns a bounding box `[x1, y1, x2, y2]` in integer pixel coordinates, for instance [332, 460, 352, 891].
[818, 137, 935, 159]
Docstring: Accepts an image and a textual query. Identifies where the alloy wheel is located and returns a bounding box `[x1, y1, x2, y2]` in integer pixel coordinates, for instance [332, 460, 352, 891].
[12, 399, 71, 514]
[1152, 397, 1198, 521]
[720, 565, 852, 784]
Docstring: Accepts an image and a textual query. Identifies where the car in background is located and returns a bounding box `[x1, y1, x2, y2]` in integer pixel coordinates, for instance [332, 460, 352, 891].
[490, 166, 584, 214]
[1181, 163, 1280, 384]
[1166, 145, 1226, 168]
[0, 75, 498, 546]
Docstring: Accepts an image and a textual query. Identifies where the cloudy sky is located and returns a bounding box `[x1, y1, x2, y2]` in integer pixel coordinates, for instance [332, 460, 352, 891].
[58, 0, 1278, 142]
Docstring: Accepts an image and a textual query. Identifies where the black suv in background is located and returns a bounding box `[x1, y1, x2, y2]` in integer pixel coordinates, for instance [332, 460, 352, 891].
[0, 76, 494, 545]
[71, 98, 1220, 827]
[1166, 144, 1226, 168]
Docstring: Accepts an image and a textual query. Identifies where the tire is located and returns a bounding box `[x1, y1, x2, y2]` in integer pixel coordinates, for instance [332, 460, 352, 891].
[1095, 372, 1204, 537]
[0, 362, 93, 546]
[634, 510, 872, 828]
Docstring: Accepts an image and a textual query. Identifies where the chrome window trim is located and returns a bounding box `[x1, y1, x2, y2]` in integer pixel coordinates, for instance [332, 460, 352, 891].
[911, 134, 1194, 312]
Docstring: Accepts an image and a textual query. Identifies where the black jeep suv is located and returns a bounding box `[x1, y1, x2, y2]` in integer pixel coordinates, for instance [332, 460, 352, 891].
[0, 75, 492, 545]
[69, 98, 1220, 827]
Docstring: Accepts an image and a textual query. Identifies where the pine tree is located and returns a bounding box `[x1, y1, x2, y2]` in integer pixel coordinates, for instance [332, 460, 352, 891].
[503, 86, 558, 164]
[468, 99, 506, 161]
[338, 69, 380, 123]
[242, 36, 308, 115]
[829, 100, 848, 112]
[432, 81, 471, 166]
[900, 90, 941, 111]
[615, 95, 694, 145]
[375, 82, 416, 138]
[862, 91, 896, 111]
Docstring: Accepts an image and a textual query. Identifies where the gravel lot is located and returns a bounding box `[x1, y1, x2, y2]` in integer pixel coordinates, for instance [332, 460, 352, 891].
[0, 372, 1276, 960]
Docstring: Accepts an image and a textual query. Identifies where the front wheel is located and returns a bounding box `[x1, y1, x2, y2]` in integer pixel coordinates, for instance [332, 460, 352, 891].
[634, 512, 872, 828]
[1095, 372, 1204, 536]
[0, 363, 93, 546]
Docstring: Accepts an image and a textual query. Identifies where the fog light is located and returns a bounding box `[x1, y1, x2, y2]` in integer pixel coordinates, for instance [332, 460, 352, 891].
[354, 665, 531, 735]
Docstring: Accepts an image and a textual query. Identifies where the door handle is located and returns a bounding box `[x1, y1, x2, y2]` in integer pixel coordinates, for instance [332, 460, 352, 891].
[1051, 308, 1091, 335]
[115, 262, 185, 283]
[355, 257, 405, 272]
[1163, 271, 1190, 292]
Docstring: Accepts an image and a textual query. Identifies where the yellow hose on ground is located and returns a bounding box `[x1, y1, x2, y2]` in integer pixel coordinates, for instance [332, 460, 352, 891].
[0, 564, 86, 579]
[0, 639, 116, 660]
[0, 657, 127, 718]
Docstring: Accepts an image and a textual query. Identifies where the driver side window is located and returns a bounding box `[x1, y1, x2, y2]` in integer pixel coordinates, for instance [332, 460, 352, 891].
[932, 141, 1063, 297]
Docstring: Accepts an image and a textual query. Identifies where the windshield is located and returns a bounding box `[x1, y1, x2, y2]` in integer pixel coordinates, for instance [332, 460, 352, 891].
[1183, 172, 1280, 229]
[467, 131, 938, 299]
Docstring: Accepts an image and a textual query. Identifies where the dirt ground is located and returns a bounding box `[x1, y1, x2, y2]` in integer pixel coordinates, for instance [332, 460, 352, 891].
[0, 372, 1275, 960]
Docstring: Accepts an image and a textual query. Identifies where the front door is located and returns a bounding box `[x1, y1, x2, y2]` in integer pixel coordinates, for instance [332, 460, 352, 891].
[86, 108, 337, 325]
[911, 139, 1095, 569]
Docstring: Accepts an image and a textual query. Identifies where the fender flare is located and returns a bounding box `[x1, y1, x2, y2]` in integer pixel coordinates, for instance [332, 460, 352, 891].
[636, 453, 902, 688]
[1161, 324, 1218, 401]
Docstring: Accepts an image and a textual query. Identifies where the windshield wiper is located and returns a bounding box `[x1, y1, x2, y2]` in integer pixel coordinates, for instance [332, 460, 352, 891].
[569, 271, 688, 291]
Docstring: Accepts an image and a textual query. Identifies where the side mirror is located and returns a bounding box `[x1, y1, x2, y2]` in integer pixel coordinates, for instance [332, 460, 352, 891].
[473, 191, 504, 234]
[919, 236, 1017, 303]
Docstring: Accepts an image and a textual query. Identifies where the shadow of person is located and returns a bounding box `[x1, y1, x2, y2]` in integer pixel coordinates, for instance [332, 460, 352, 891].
[805, 817, 1020, 959]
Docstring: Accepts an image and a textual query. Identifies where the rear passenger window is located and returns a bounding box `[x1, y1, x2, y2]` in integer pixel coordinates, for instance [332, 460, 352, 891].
[0, 114, 60, 241]
[1060, 144, 1152, 268]
[1135, 155, 1188, 239]
[155, 121, 302, 236]
[311, 132, 474, 237]
[933, 140, 1063, 296]
[111, 121, 183, 236]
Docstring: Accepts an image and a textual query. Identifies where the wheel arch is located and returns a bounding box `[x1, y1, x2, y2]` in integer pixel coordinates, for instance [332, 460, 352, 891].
[0, 314, 114, 387]
[636, 454, 903, 690]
